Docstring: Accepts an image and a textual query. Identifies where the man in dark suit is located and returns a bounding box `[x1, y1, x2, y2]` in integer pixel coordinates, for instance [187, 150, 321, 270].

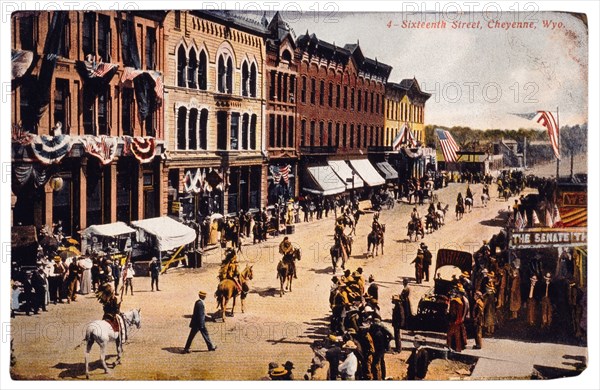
[183, 291, 216, 353]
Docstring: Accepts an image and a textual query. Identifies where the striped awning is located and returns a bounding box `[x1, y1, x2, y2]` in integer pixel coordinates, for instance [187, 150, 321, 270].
[349, 159, 386, 187]
[376, 161, 399, 180]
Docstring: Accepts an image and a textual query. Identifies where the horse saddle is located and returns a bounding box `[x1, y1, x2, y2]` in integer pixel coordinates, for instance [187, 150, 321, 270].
[104, 317, 120, 333]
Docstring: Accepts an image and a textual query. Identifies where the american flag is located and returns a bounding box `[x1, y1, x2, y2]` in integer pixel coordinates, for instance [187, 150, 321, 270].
[120, 67, 164, 103]
[280, 164, 291, 184]
[514, 211, 526, 231]
[512, 110, 560, 159]
[435, 128, 460, 162]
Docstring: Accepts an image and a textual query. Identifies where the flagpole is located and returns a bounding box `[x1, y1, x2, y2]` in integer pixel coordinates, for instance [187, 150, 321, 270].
[556, 106, 560, 180]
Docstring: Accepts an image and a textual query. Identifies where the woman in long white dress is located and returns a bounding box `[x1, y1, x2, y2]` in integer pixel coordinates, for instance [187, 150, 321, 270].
[78, 257, 93, 295]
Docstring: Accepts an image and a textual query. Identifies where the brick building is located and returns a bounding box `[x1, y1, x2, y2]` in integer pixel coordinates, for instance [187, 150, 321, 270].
[162, 10, 267, 219]
[264, 12, 298, 205]
[295, 33, 392, 198]
[11, 11, 166, 236]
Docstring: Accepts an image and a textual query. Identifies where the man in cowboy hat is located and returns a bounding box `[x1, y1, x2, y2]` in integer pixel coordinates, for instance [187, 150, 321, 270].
[366, 275, 379, 300]
[369, 317, 393, 380]
[279, 236, 297, 279]
[282, 361, 295, 380]
[472, 291, 485, 349]
[149, 257, 161, 292]
[411, 250, 424, 284]
[325, 335, 343, 380]
[407, 336, 430, 380]
[420, 243, 432, 282]
[391, 294, 404, 353]
[183, 290, 216, 353]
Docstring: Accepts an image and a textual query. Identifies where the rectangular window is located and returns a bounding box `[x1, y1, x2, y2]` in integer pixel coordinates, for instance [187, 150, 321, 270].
[301, 76, 306, 103]
[145, 27, 156, 70]
[319, 122, 324, 146]
[350, 88, 355, 111]
[276, 115, 282, 148]
[83, 85, 95, 135]
[364, 92, 368, 112]
[250, 115, 257, 150]
[98, 14, 111, 61]
[371, 92, 374, 113]
[350, 124, 354, 148]
[19, 81, 36, 133]
[98, 89, 110, 135]
[336, 85, 341, 108]
[327, 122, 333, 146]
[121, 87, 134, 136]
[230, 113, 240, 150]
[60, 14, 70, 58]
[343, 86, 348, 109]
[300, 120, 306, 147]
[358, 90, 362, 112]
[270, 71, 276, 100]
[357, 125, 361, 148]
[83, 13, 96, 56]
[242, 114, 249, 150]
[310, 121, 315, 146]
[342, 124, 347, 148]
[53, 79, 70, 133]
[217, 111, 227, 150]
[282, 115, 287, 147]
[288, 117, 294, 148]
[310, 78, 316, 104]
[19, 15, 35, 51]
[319, 80, 325, 106]
[174, 10, 181, 29]
[289, 75, 295, 103]
[335, 123, 340, 146]
[269, 114, 275, 148]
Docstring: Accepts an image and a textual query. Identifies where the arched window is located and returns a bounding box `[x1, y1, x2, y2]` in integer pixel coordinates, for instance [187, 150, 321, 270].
[177, 106, 187, 149]
[188, 48, 197, 88]
[281, 49, 291, 62]
[241, 61, 249, 96]
[218, 55, 226, 93]
[250, 62, 257, 97]
[198, 50, 207, 90]
[226, 57, 233, 94]
[250, 114, 257, 150]
[177, 46, 187, 88]
[242, 113, 249, 150]
[188, 108, 198, 150]
[199, 109, 208, 150]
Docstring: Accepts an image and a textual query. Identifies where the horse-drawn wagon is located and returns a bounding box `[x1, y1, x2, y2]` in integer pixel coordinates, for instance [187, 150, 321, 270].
[416, 249, 473, 330]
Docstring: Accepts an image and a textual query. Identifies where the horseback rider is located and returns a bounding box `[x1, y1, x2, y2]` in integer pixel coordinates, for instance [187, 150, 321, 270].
[279, 236, 297, 279]
[428, 202, 436, 215]
[95, 282, 121, 331]
[466, 186, 473, 200]
[457, 192, 464, 206]
[410, 207, 420, 221]
[483, 183, 489, 196]
[219, 248, 242, 292]
[371, 213, 383, 234]
[334, 220, 350, 260]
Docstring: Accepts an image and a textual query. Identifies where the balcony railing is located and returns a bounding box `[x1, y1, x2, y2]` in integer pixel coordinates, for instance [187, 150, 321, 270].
[367, 146, 393, 153]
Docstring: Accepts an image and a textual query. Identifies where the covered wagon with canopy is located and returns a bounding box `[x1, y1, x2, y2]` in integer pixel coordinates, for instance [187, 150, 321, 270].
[130, 216, 197, 273]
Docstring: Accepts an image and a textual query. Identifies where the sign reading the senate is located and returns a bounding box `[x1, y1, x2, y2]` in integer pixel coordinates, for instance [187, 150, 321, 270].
[509, 228, 587, 249]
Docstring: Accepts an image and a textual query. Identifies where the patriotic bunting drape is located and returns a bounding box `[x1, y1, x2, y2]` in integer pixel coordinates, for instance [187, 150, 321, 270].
[75, 57, 119, 81]
[13, 163, 49, 189]
[11, 49, 35, 81]
[30, 134, 73, 165]
[123, 136, 157, 164]
[80, 135, 119, 165]
[392, 123, 417, 150]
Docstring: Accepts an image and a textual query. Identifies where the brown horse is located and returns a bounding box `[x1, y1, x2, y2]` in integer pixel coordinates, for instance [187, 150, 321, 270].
[367, 225, 385, 257]
[215, 265, 253, 322]
[277, 248, 301, 297]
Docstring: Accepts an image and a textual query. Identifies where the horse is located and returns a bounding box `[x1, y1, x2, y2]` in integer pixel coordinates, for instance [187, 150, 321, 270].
[81, 308, 141, 379]
[465, 195, 474, 212]
[330, 235, 353, 273]
[481, 193, 490, 207]
[425, 213, 438, 233]
[277, 248, 301, 297]
[336, 214, 355, 233]
[407, 219, 424, 242]
[455, 202, 465, 220]
[215, 265, 254, 322]
[367, 225, 385, 257]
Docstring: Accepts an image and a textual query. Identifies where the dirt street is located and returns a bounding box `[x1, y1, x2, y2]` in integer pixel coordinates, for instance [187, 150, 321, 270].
[11, 182, 513, 380]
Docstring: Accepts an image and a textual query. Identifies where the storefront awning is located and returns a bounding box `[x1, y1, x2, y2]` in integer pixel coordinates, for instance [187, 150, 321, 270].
[131, 216, 196, 252]
[376, 162, 399, 180]
[302, 164, 346, 196]
[349, 159, 386, 187]
[328, 160, 364, 190]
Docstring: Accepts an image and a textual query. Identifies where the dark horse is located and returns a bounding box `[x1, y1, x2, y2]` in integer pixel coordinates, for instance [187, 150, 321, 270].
[455, 201, 465, 220]
[367, 225, 385, 257]
[330, 235, 353, 273]
[425, 212, 438, 233]
[215, 265, 254, 321]
[407, 219, 424, 242]
[277, 248, 301, 297]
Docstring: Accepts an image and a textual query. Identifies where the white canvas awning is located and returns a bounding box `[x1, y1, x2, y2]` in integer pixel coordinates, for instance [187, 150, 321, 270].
[302, 164, 346, 196]
[349, 159, 386, 187]
[81, 222, 135, 238]
[131, 216, 196, 252]
[328, 160, 364, 189]
[376, 161, 399, 180]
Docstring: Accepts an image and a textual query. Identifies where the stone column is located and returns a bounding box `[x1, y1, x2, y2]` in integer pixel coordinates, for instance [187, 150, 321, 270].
[110, 160, 118, 222]
[44, 182, 54, 229]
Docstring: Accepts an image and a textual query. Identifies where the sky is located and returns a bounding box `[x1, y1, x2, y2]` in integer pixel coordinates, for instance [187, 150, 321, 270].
[267, 10, 588, 130]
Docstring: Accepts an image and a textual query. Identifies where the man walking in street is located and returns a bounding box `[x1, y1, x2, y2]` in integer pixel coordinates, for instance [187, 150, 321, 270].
[183, 290, 217, 353]
[411, 250, 424, 284]
[420, 243, 432, 282]
[150, 257, 161, 291]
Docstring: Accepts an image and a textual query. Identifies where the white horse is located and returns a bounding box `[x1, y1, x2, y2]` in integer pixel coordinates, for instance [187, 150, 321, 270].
[465, 196, 474, 212]
[481, 193, 490, 207]
[82, 308, 141, 379]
